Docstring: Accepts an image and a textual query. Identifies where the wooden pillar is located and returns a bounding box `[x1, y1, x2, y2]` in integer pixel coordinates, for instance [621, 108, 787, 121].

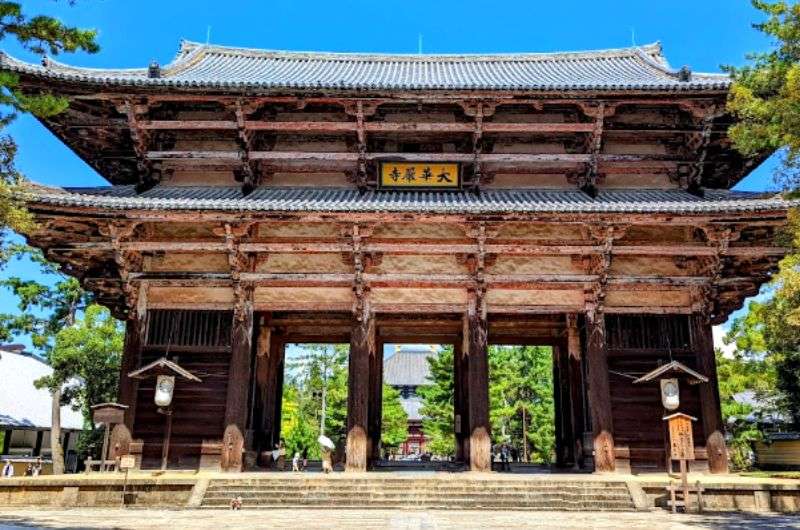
[465, 292, 491, 472]
[222, 286, 254, 472]
[692, 314, 729, 474]
[33, 430, 43, 456]
[367, 339, 384, 464]
[257, 328, 284, 454]
[347, 307, 374, 472]
[585, 312, 615, 472]
[1, 429, 11, 455]
[118, 283, 147, 432]
[566, 314, 586, 469]
[453, 339, 468, 463]
[554, 342, 575, 467]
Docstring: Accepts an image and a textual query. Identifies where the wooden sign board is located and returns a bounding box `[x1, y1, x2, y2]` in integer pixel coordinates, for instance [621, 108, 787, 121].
[379, 162, 460, 189]
[91, 404, 128, 425]
[666, 413, 696, 461]
[119, 455, 136, 470]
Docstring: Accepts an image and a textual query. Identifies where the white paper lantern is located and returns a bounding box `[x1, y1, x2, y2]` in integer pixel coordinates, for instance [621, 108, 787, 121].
[660, 378, 680, 411]
[154, 375, 175, 407]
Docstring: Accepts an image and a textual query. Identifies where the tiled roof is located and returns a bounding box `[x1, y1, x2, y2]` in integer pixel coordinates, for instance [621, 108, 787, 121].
[27, 185, 795, 215]
[384, 347, 434, 387]
[0, 41, 729, 92]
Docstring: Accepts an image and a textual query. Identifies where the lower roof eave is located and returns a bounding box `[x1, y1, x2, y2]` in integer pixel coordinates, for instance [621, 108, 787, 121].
[22, 185, 800, 218]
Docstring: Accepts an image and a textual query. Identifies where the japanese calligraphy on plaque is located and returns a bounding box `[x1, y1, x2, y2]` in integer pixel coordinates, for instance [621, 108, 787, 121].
[665, 412, 696, 461]
[379, 162, 461, 189]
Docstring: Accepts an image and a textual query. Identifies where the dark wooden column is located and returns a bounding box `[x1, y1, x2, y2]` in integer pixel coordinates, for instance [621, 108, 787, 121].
[119, 318, 143, 431]
[118, 285, 147, 432]
[367, 339, 384, 465]
[222, 286, 254, 472]
[347, 307, 374, 472]
[465, 292, 491, 472]
[585, 312, 615, 472]
[453, 339, 469, 463]
[256, 327, 285, 454]
[554, 341, 575, 467]
[692, 314, 729, 474]
[566, 314, 586, 469]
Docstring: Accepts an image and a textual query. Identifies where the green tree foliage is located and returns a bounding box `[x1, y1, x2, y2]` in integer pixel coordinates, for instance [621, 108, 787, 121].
[381, 383, 409, 449]
[418, 345, 455, 457]
[724, 1, 800, 441]
[489, 345, 555, 464]
[0, 246, 123, 471]
[41, 304, 124, 454]
[727, 252, 800, 430]
[716, 345, 777, 470]
[0, 2, 98, 238]
[279, 344, 408, 459]
[419, 345, 555, 463]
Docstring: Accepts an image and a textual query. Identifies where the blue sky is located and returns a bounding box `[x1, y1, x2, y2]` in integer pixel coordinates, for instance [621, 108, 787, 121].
[0, 0, 784, 350]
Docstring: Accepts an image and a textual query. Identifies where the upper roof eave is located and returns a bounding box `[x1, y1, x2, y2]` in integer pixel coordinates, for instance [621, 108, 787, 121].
[0, 40, 732, 93]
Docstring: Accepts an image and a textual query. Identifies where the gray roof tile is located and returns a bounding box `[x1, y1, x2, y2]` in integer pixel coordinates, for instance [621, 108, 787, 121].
[28, 185, 795, 215]
[1, 41, 729, 92]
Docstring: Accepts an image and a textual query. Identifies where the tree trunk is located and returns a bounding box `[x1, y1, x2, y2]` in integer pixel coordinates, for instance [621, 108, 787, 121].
[522, 406, 528, 462]
[50, 387, 64, 475]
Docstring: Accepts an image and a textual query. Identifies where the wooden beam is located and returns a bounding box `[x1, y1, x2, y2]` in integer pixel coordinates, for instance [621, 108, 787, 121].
[118, 240, 789, 259]
[140, 119, 596, 134]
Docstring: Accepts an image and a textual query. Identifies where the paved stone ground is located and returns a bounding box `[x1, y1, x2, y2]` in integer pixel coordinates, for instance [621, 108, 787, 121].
[0, 508, 797, 529]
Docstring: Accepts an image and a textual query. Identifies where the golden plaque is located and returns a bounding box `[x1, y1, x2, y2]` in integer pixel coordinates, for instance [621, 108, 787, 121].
[379, 162, 460, 189]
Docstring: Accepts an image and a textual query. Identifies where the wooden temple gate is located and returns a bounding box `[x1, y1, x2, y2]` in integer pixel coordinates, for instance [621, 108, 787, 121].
[4, 41, 792, 473]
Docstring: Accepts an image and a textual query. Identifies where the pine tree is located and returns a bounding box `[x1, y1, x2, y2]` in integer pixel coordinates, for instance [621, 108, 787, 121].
[418, 345, 455, 456]
[0, 2, 98, 242]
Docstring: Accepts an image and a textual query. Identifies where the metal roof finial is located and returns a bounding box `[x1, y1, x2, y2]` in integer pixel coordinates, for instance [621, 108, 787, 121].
[678, 65, 692, 82]
[148, 60, 161, 79]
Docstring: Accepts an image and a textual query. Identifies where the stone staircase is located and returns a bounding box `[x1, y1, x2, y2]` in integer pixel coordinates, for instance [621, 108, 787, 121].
[200, 476, 636, 510]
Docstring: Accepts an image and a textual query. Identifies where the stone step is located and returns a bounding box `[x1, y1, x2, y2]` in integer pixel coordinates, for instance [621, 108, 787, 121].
[201, 496, 635, 506]
[205, 488, 630, 496]
[200, 478, 637, 511]
[203, 489, 631, 498]
[206, 490, 630, 500]
[206, 482, 628, 490]
[201, 501, 633, 512]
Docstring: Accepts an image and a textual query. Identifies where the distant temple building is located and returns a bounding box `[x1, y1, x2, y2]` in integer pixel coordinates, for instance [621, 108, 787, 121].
[383, 345, 435, 456]
[0, 344, 83, 474]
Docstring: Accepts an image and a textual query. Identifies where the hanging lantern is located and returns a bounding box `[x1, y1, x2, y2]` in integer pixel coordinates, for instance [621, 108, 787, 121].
[154, 375, 175, 408]
[660, 378, 680, 411]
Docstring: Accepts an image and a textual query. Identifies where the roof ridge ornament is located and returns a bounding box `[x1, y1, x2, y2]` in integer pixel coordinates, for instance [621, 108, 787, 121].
[148, 60, 161, 79]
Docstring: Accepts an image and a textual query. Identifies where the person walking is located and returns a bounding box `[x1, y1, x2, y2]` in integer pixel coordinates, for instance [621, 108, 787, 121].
[301, 447, 308, 471]
[1, 460, 13, 478]
[292, 452, 301, 472]
[500, 443, 510, 472]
